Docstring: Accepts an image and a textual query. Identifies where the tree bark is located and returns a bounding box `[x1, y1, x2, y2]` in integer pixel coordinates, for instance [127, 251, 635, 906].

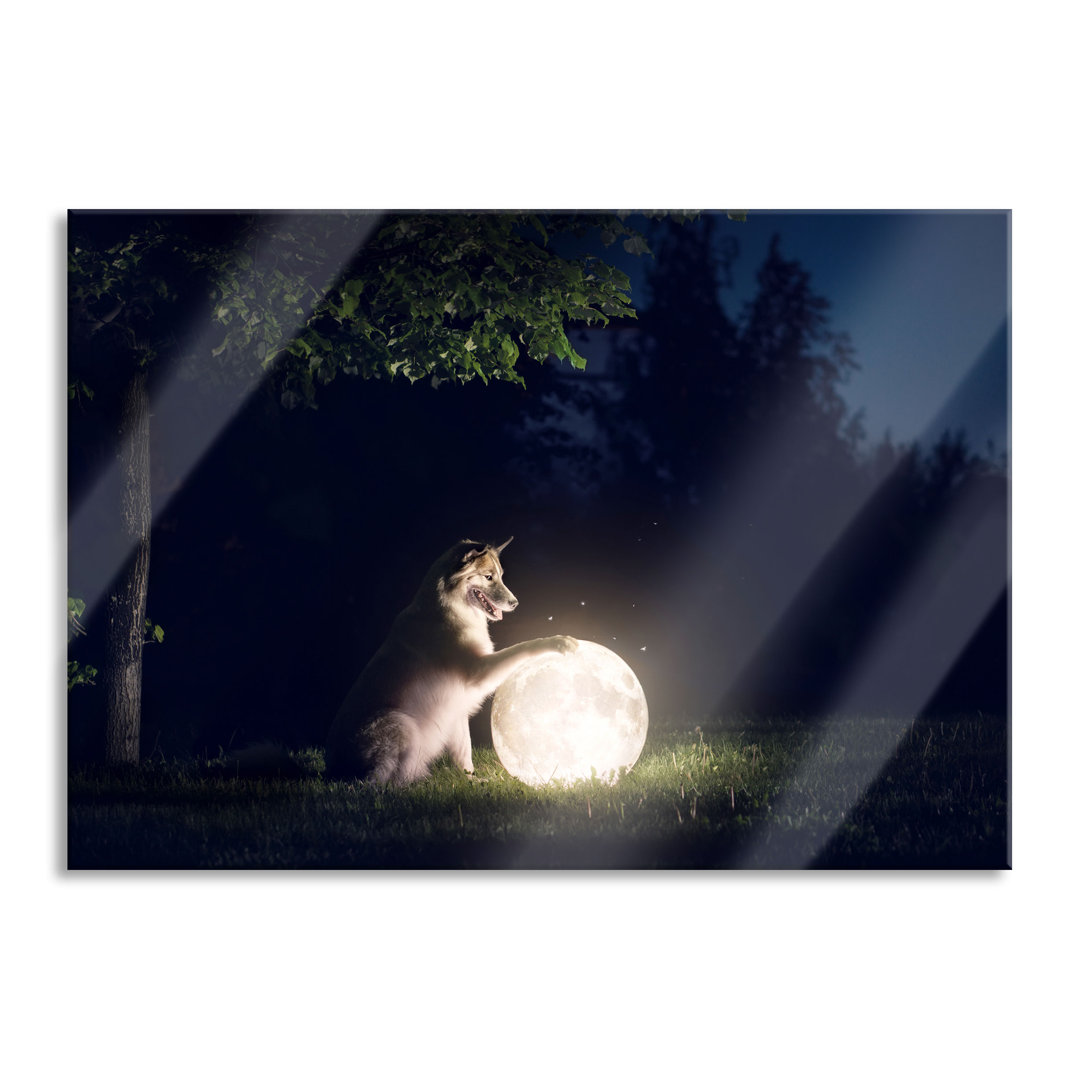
[104, 371, 151, 765]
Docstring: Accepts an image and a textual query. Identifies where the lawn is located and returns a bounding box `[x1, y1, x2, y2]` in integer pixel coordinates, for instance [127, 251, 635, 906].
[67, 714, 1009, 870]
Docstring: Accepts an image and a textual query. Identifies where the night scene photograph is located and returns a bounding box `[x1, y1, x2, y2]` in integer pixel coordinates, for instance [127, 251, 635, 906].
[65, 209, 1010, 870]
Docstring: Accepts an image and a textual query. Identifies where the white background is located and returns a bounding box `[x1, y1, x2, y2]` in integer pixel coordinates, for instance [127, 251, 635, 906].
[5, 3, 1074, 1076]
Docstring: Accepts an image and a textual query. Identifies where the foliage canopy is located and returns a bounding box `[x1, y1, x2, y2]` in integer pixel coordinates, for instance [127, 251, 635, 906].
[69, 211, 690, 409]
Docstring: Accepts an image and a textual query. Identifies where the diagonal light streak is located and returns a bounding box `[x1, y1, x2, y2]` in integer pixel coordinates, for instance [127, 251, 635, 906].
[664, 414, 869, 711]
[657, 320, 1007, 866]
[732, 481, 1007, 868]
[68, 211, 380, 622]
[663, 320, 1007, 716]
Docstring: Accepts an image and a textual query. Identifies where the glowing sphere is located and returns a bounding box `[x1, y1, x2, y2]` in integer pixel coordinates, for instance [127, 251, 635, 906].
[491, 640, 648, 786]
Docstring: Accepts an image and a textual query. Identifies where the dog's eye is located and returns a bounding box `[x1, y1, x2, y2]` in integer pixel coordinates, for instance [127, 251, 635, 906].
[485, 574, 493, 581]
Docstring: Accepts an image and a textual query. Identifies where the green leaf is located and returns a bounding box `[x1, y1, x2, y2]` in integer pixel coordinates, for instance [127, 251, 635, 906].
[68, 596, 89, 642]
[528, 215, 549, 245]
[67, 660, 98, 691]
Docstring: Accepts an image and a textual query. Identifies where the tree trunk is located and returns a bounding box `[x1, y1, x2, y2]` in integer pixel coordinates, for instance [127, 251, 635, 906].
[104, 371, 151, 765]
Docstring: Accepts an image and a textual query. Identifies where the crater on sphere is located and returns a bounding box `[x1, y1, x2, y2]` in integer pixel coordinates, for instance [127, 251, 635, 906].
[572, 673, 604, 698]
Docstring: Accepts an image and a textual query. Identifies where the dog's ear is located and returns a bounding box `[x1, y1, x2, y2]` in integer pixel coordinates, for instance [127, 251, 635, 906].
[494, 536, 513, 555]
[460, 543, 487, 565]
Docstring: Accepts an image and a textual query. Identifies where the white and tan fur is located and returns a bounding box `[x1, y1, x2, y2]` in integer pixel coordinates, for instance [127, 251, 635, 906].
[325, 537, 577, 784]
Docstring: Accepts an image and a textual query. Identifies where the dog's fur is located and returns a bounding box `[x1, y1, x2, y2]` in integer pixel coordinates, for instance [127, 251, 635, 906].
[325, 537, 578, 784]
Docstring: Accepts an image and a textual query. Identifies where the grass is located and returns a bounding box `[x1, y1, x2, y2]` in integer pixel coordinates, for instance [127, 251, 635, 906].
[67, 714, 1009, 870]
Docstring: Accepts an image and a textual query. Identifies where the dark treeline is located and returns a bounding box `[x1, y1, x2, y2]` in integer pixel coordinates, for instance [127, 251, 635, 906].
[67, 214, 1008, 761]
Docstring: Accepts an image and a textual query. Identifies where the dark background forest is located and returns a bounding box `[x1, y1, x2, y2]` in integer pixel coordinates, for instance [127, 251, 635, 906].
[67, 212, 1009, 762]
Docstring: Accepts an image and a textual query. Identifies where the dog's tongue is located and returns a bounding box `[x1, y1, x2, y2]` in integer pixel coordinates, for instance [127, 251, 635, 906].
[476, 588, 502, 620]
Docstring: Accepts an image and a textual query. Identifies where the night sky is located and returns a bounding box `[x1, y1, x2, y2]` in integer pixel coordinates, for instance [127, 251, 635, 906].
[578, 210, 1009, 450]
[724, 211, 1009, 452]
[67, 210, 1010, 762]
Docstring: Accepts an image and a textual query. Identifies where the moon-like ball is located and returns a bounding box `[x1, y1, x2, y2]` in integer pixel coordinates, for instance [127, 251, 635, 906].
[491, 640, 649, 787]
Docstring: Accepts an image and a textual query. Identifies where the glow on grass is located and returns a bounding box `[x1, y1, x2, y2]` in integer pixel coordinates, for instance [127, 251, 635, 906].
[491, 640, 648, 787]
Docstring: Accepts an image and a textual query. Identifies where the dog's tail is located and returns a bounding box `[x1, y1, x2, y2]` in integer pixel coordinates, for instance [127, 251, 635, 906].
[214, 741, 307, 780]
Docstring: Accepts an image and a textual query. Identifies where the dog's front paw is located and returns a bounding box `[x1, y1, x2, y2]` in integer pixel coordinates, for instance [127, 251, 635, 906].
[547, 635, 579, 655]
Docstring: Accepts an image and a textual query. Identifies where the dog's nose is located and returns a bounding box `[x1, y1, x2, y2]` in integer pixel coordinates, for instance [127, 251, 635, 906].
[506, 595, 519, 610]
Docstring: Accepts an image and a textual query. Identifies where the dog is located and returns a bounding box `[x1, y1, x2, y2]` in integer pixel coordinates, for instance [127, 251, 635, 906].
[325, 537, 578, 784]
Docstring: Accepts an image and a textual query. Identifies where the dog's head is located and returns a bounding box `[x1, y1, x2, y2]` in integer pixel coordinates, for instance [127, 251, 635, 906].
[446, 537, 518, 622]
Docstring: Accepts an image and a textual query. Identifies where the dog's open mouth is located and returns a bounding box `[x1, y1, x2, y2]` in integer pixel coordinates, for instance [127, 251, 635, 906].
[471, 588, 503, 621]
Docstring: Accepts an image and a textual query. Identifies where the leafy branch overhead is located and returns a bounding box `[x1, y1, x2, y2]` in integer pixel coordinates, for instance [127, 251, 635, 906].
[231, 213, 668, 408]
[71, 212, 688, 411]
